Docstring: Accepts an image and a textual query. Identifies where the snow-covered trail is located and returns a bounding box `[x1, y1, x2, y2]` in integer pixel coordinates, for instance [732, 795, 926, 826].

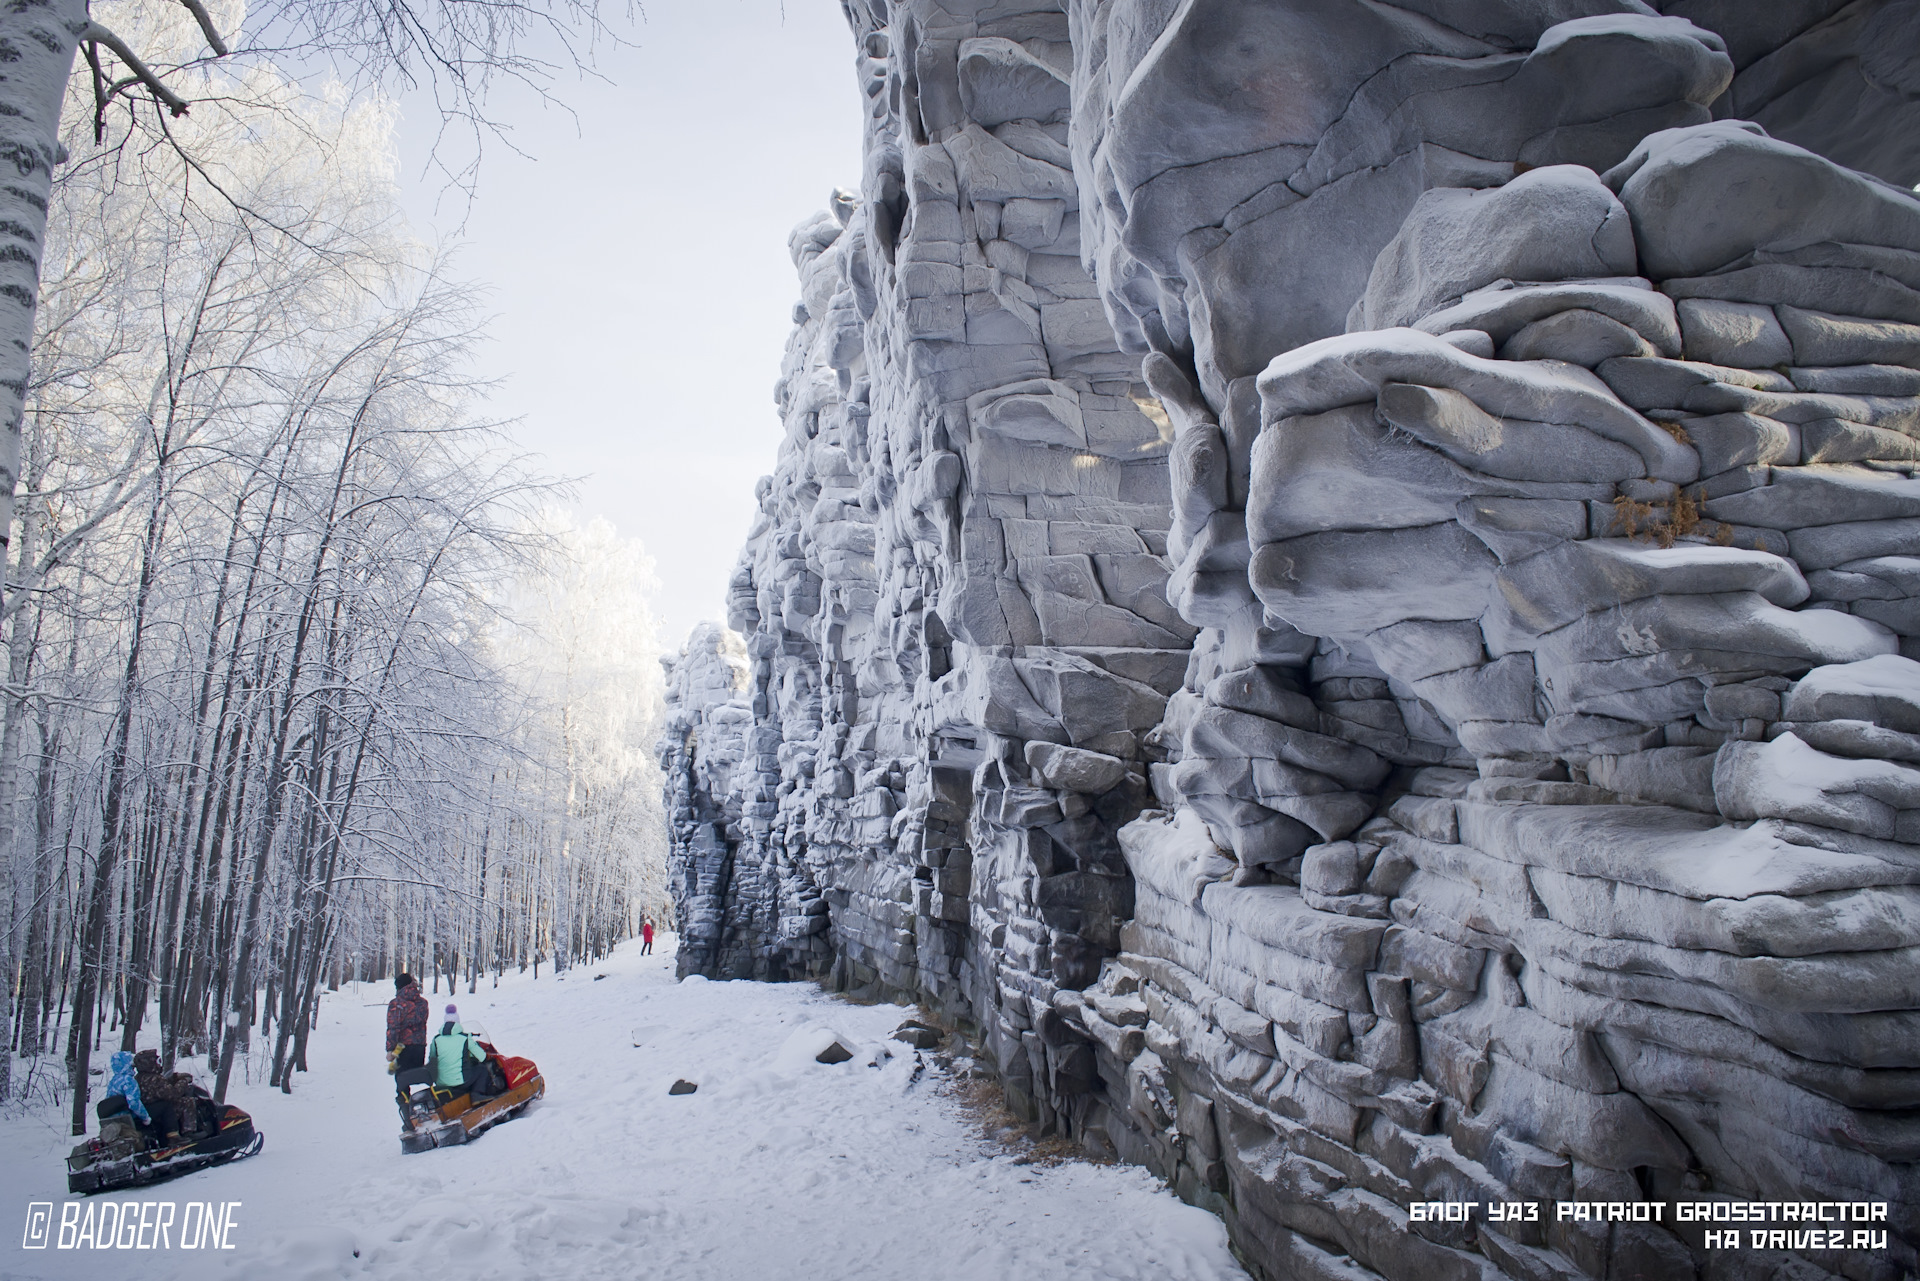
[1, 937, 1247, 1280]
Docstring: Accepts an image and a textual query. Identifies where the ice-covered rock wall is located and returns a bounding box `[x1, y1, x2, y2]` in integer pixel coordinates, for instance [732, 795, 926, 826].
[663, 2, 1920, 1277]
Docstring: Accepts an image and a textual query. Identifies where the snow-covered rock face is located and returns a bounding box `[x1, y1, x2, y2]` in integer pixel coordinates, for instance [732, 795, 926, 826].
[667, 2, 1920, 1276]
[659, 3, 1186, 1068]
[657, 624, 756, 975]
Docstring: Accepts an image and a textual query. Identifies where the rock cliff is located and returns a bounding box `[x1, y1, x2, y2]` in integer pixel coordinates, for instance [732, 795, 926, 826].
[662, 3, 1920, 1277]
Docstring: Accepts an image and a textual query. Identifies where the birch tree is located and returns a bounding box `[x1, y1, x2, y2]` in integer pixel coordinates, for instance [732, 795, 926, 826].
[0, 0, 614, 560]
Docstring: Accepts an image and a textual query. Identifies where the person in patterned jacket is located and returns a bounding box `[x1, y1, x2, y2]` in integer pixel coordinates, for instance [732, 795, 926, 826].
[133, 1049, 205, 1141]
[386, 973, 429, 1093]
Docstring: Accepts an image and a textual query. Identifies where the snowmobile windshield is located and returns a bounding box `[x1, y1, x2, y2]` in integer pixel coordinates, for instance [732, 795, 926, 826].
[460, 1021, 488, 1041]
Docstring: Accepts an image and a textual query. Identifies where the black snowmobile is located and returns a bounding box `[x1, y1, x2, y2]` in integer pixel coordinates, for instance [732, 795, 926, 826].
[67, 1089, 264, 1194]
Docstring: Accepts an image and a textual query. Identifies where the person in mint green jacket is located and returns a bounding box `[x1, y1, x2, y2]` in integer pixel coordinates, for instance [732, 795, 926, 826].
[428, 1005, 487, 1091]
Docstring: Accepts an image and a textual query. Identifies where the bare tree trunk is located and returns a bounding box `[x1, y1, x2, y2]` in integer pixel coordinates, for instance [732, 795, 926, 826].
[171, 529, 280, 1065]
[269, 715, 330, 1088]
[201, 701, 261, 1066]
[66, 479, 166, 1135]
[214, 371, 384, 1102]
[156, 494, 250, 1065]
[118, 805, 164, 1050]
[0, 486, 40, 1096]
[16, 665, 61, 1060]
[470, 783, 494, 995]
[48, 848, 74, 1059]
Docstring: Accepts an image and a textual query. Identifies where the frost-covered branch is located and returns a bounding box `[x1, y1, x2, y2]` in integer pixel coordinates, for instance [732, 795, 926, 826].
[177, 0, 231, 57]
[82, 23, 191, 118]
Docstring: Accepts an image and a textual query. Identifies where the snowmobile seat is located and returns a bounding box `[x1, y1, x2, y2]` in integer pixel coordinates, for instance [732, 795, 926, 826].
[96, 1093, 162, 1143]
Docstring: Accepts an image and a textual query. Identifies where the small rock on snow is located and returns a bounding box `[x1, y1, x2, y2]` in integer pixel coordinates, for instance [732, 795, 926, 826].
[891, 1021, 942, 1049]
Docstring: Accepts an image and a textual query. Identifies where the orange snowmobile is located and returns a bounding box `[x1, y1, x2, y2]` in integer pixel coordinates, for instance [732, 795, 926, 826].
[396, 1023, 543, 1154]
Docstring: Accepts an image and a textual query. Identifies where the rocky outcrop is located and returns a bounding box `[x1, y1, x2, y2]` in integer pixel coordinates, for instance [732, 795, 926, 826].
[657, 624, 761, 977]
[658, 5, 1187, 1132]
[664, 3, 1920, 1278]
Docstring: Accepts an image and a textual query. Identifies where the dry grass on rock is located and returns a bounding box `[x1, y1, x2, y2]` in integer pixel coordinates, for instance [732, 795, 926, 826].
[938, 1063, 1112, 1168]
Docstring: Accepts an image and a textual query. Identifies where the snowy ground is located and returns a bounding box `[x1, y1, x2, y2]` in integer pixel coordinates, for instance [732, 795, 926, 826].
[1, 937, 1247, 1280]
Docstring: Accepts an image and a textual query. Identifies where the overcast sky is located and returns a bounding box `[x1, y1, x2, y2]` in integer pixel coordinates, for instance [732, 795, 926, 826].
[393, 0, 866, 653]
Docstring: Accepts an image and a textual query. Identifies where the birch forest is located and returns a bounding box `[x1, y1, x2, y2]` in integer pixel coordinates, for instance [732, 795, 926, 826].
[0, 0, 670, 1132]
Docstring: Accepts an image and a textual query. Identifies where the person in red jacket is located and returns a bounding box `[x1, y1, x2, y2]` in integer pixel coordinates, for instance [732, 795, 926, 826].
[641, 919, 655, 955]
[386, 974, 429, 1111]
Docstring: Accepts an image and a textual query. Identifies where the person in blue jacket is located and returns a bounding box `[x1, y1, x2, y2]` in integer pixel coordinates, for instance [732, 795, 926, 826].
[106, 1050, 150, 1125]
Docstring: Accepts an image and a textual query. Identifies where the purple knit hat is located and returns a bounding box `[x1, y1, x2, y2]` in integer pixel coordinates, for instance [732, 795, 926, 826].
[445, 1004, 458, 1017]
